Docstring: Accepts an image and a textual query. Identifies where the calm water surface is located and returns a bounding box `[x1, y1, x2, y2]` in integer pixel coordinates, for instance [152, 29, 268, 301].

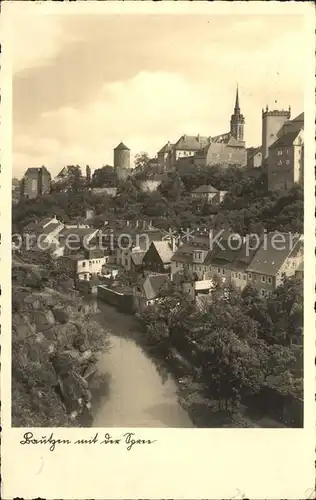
[89, 299, 193, 427]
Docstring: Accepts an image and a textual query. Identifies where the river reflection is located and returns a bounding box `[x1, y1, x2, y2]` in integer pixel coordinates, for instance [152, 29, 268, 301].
[89, 299, 193, 428]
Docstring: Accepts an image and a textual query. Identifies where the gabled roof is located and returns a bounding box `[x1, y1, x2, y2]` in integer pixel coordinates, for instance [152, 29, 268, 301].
[23, 217, 61, 233]
[131, 251, 146, 266]
[211, 132, 231, 144]
[270, 130, 302, 149]
[204, 234, 259, 268]
[141, 273, 169, 300]
[173, 135, 210, 151]
[84, 248, 105, 259]
[158, 142, 173, 154]
[171, 243, 195, 263]
[25, 168, 40, 175]
[59, 227, 98, 241]
[150, 241, 174, 264]
[246, 233, 302, 276]
[114, 142, 130, 151]
[292, 112, 304, 122]
[247, 146, 262, 160]
[41, 220, 64, 235]
[193, 184, 218, 194]
[171, 242, 210, 264]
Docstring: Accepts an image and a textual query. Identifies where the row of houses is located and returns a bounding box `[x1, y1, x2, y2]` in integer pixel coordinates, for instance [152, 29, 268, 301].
[19, 215, 303, 310]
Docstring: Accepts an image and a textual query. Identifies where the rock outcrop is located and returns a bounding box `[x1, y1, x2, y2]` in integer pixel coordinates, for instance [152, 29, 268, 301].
[12, 259, 108, 427]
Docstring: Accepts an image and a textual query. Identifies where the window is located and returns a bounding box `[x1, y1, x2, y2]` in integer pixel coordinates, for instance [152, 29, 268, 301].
[253, 275, 257, 282]
[286, 148, 289, 155]
[238, 273, 242, 279]
[217, 268, 221, 274]
[277, 149, 283, 156]
[277, 160, 283, 165]
[222, 269, 225, 275]
[248, 273, 252, 280]
[243, 274, 247, 280]
[261, 275, 266, 283]
[82, 262, 86, 268]
[260, 289, 266, 297]
[267, 276, 272, 284]
[231, 272, 235, 278]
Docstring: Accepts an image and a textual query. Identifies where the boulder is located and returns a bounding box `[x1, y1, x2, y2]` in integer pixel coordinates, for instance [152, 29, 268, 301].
[12, 314, 35, 339]
[32, 292, 59, 308]
[25, 269, 42, 288]
[52, 322, 79, 349]
[52, 307, 70, 324]
[32, 310, 55, 332]
[24, 295, 41, 310]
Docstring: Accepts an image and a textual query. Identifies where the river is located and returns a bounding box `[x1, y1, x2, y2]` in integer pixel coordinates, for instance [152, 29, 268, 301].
[89, 299, 194, 428]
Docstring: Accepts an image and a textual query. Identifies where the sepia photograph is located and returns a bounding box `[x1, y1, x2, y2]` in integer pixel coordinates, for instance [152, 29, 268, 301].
[1, 2, 315, 499]
[10, 10, 306, 431]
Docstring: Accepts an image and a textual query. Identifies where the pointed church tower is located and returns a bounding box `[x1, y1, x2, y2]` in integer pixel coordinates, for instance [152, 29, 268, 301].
[230, 85, 245, 142]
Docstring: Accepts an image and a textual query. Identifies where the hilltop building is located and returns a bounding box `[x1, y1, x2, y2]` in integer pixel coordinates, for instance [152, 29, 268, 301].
[21, 166, 51, 199]
[114, 142, 131, 181]
[267, 112, 304, 191]
[246, 146, 263, 169]
[191, 184, 227, 205]
[158, 87, 247, 172]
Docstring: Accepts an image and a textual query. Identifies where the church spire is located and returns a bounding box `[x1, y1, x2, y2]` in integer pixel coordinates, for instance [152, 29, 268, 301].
[234, 85, 240, 112]
[230, 85, 245, 142]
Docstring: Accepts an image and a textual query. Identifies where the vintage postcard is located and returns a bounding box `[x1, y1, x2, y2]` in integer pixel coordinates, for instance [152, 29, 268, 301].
[1, 1, 315, 498]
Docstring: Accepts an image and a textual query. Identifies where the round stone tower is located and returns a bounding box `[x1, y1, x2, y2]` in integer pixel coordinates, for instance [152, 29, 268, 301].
[113, 142, 130, 180]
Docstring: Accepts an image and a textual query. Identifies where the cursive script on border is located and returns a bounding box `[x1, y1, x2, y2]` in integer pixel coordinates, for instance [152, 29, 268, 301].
[20, 431, 157, 452]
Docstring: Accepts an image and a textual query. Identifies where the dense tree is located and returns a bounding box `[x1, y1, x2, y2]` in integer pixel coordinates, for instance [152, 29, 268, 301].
[266, 276, 303, 346]
[134, 152, 150, 173]
[159, 172, 184, 202]
[91, 165, 118, 188]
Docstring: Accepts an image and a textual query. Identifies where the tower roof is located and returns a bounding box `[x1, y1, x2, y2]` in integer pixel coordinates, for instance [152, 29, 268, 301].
[234, 85, 240, 111]
[114, 142, 130, 151]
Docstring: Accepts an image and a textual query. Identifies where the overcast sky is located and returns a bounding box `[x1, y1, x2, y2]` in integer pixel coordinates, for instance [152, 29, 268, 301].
[11, 11, 306, 178]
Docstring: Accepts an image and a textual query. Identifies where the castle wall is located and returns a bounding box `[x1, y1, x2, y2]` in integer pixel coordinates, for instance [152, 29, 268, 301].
[206, 142, 247, 167]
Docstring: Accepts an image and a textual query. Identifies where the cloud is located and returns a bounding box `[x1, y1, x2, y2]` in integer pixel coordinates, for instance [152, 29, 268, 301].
[11, 13, 306, 177]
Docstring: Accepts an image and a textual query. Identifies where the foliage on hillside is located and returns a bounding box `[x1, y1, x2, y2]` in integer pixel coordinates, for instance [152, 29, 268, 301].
[136, 276, 303, 417]
[13, 163, 303, 237]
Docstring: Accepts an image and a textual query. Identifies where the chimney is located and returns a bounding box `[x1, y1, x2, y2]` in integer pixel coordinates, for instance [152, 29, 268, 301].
[143, 220, 146, 229]
[136, 220, 139, 228]
[85, 209, 94, 220]
[171, 237, 177, 253]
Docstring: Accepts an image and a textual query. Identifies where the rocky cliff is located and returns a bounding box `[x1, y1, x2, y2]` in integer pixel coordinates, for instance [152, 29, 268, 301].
[12, 256, 109, 426]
